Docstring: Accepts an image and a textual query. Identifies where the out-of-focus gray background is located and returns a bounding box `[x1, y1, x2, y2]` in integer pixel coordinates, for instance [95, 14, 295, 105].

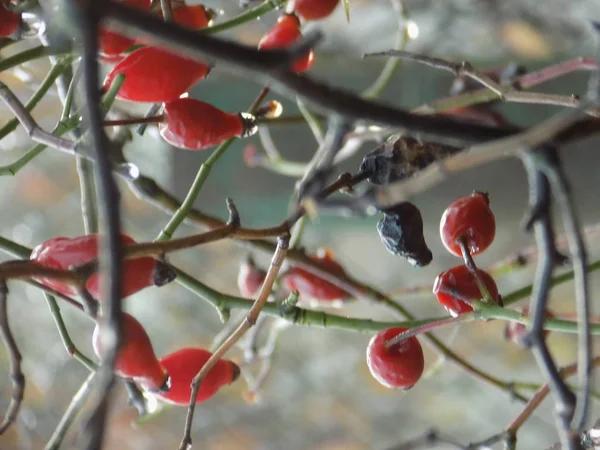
[1, 0, 600, 448]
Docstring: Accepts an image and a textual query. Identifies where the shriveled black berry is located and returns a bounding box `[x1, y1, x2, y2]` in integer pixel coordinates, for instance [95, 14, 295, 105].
[376, 202, 432, 267]
[359, 135, 460, 185]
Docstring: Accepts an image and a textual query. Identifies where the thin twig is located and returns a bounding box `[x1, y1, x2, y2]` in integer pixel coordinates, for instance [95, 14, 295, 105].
[520, 150, 578, 449]
[0, 81, 78, 153]
[178, 235, 290, 450]
[45, 371, 97, 450]
[540, 154, 591, 431]
[44, 293, 97, 371]
[294, 117, 352, 206]
[0, 279, 24, 435]
[365, 50, 597, 116]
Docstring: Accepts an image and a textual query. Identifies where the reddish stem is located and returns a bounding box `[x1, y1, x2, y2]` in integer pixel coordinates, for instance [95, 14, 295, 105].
[384, 315, 469, 349]
[518, 57, 597, 90]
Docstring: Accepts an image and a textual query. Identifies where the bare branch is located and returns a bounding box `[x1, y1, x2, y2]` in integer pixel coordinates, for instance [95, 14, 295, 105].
[178, 235, 290, 450]
[0, 280, 24, 435]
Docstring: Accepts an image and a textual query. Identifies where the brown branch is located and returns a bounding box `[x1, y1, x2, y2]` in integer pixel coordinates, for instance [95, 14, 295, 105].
[0, 81, 79, 154]
[0, 279, 24, 435]
[178, 235, 290, 450]
[366, 50, 598, 116]
[468, 356, 600, 450]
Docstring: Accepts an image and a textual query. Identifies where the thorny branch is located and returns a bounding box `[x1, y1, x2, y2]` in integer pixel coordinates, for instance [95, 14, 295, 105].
[520, 149, 578, 449]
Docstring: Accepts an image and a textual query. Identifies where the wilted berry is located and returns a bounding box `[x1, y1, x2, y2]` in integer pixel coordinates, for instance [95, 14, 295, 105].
[359, 136, 460, 185]
[376, 202, 432, 267]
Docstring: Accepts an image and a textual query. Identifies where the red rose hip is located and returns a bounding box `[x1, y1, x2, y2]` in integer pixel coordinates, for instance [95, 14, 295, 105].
[504, 306, 554, 343]
[366, 327, 424, 390]
[440, 192, 496, 257]
[30, 234, 175, 300]
[237, 256, 267, 299]
[258, 13, 315, 73]
[293, 0, 340, 21]
[159, 98, 257, 150]
[281, 248, 348, 304]
[98, 0, 151, 59]
[154, 348, 240, 405]
[103, 46, 210, 103]
[93, 313, 168, 391]
[433, 265, 500, 317]
[0, 2, 20, 38]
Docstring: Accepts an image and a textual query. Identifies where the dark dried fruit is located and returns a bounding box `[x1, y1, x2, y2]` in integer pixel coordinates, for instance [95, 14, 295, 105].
[376, 202, 432, 267]
[359, 135, 460, 185]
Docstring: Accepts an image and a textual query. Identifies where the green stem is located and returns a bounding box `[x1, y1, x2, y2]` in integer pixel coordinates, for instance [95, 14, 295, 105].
[204, 0, 287, 35]
[60, 62, 81, 123]
[0, 45, 69, 73]
[155, 139, 235, 241]
[0, 56, 74, 141]
[289, 215, 307, 249]
[173, 266, 435, 330]
[44, 293, 97, 371]
[45, 371, 97, 450]
[296, 98, 324, 144]
[361, 2, 409, 99]
[0, 120, 75, 176]
[155, 91, 265, 241]
[502, 259, 600, 306]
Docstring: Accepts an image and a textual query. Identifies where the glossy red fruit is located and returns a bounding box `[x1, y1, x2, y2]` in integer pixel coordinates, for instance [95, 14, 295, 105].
[155, 348, 240, 405]
[99, 31, 135, 59]
[504, 306, 554, 343]
[432, 265, 500, 317]
[237, 256, 266, 299]
[0, 2, 21, 38]
[30, 234, 175, 300]
[281, 248, 348, 304]
[159, 98, 256, 150]
[366, 327, 424, 390]
[93, 313, 168, 391]
[293, 0, 339, 20]
[135, 5, 214, 46]
[99, 0, 151, 58]
[258, 13, 314, 73]
[103, 46, 210, 103]
[166, 4, 213, 29]
[440, 191, 496, 257]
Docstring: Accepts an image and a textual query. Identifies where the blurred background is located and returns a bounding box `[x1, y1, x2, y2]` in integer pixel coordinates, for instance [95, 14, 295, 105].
[1, 0, 600, 448]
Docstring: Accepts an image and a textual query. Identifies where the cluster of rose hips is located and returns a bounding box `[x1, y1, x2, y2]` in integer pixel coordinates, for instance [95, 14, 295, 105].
[366, 192, 556, 390]
[366, 193, 495, 390]
[30, 234, 239, 405]
[100, 0, 340, 151]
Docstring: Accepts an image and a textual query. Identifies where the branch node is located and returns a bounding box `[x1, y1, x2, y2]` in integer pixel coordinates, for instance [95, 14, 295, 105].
[225, 197, 241, 228]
